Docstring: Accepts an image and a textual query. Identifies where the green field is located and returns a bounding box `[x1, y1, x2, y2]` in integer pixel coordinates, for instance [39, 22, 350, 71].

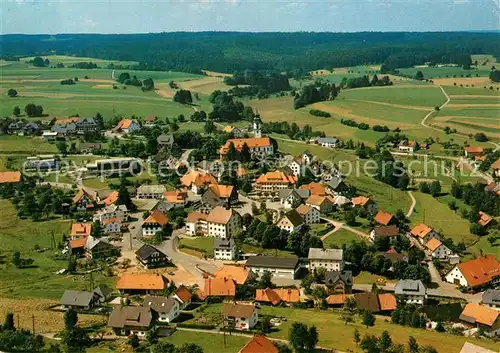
[397, 65, 494, 79]
[0, 135, 57, 154]
[179, 236, 215, 255]
[163, 330, 250, 353]
[323, 228, 367, 248]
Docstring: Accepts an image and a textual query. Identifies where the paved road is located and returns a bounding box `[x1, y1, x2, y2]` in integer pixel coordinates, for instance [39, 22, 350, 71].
[321, 217, 371, 242]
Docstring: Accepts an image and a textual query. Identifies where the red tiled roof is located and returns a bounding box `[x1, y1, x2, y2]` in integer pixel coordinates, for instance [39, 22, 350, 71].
[465, 146, 484, 153]
[374, 210, 393, 226]
[70, 238, 87, 249]
[456, 256, 500, 288]
[461, 303, 499, 327]
[71, 223, 92, 238]
[220, 137, 272, 154]
[144, 210, 168, 226]
[204, 277, 236, 297]
[299, 182, 327, 196]
[255, 288, 300, 304]
[116, 273, 167, 290]
[174, 285, 192, 303]
[239, 336, 279, 353]
[214, 265, 249, 285]
[351, 196, 370, 207]
[410, 224, 433, 238]
[103, 191, 119, 206]
[425, 237, 443, 252]
[378, 293, 397, 311]
[478, 211, 493, 227]
[185, 211, 208, 223]
[0, 171, 21, 184]
[255, 170, 297, 185]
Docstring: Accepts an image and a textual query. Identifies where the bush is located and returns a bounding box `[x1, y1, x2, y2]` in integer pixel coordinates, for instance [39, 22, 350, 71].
[309, 109, 331, 117]
[176, 323, 216, 330]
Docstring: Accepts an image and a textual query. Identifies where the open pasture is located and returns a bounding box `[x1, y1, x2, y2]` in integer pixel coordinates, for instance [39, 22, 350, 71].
[397, 65, 494, 79]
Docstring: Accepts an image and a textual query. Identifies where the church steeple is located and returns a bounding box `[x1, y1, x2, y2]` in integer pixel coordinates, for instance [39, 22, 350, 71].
[253, 113, 262, 138]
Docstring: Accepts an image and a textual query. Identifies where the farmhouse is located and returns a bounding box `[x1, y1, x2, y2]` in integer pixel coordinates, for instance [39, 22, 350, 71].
[102, 191, 119, 206]
[143, 295, 180, 323]
[84, 236, 117, 259]
[490, 158, 500, 177]
[245, 255, 299, 280]
[370, 225, 399, 243]
[482, 289, 500, 311]
[214, 238, 237, 260]
[394, 279, 427, 305]
[94, 204, 128, 224]
[459, 303, 500, 337]
[222, 303, 258, 330]
[102, 217, 122, 234]
[478, 211, 495, 228]
[398, 140, 418, 153]
[425, 238, 457, 263]
[163, 190, 188, 207]
[204, 277, 236, 297]
[180, 170, 217, 193]
[464, 146, 484, 158]
[316, 137, 339, 148]
[326, 176, 348, 195]
[255, 288, 300, 305]
[296, 204, 321, 224]
[213, 265, 250, 285]
[299, 182, 328, 196]
[308, 248, 344, 272]
[135, 244, 169, 268]
[276, 209, 304, 232]
[322, 270, 353, 294]
[219, 137, 273, 159]
[116, 273, 168, 295]
[70, 222, 92, 240]
[114, 119, 141, 133]
[410, 223, 440, 244]
[305, 195, 333, 214]
[136, 184, 166, 199]
[142, 209, 169, 237]
[173, 285, 193, 310]
[59, 290, 101, 311]
[351, 196, 372, 208]
[279, 188, 310, 209]
[255, 170, 297, 194]
[203, 184, 239, 205]
[185, 211, 208, 236]
[445, 255, 500, 290]
[206, 206, 242, 239]
[157, 133, 174, 148]
[374, 210, 395, 226]
[143, 115, 157, 128]
[108, 306, 153, 339]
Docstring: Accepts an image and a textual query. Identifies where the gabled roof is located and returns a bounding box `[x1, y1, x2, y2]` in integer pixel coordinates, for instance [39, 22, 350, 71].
[378, 293, 397, 311]
[239, 336, 279, 353]
[278, 188, 310, 200]
[214, 265, 249, 285]
[395, 280, 426, 296]
[185, 211, 208, 223]
[324, 270, 352, 286]
[327, 176, 345, 190]
[464, 146, 484, 153]
[60, 290, 95, 307]
[93, 285, 112, 299]
[103, 217, 121, 226]
[180, 170, 217, 188]
[207, 184, 234, 198]
[222, 303, 256, 318]
[71, 223, 92, 238]
[108, 306, 152, 329]
[143, 295, 177, 314]
[115, 119, 140, 130]
[214, 238, 236, 250]
[482, 289, 500, 306]
[137, 184, 166, 194]
[255, 288, 300, 304]
[425, 237, 443, 252]
[296, 204, 317, 216]
[478, 211, 493, 227]
[326, 294, 353, 305]
[135, 244, 167, 261]
[280, 209, 304, 227]
[174, 285, 192, 303]
[305, 195, 332, 207]
[460, 303, 499, 327]
[116, 273, 167, 290]
[220, 137, 272, 154]
[455, 255, 500, 287]
[72, 188, 94, 204]
[143, 209, 169, 226]
[410, 223, 433, 238]
[70, 237, 88, 249]
[308, 248, 343, 261]
[246, 255, 299, 269]
[163, 190, 187, 204]
[374, 210, 394, 226]
[204, 277, 236, 297]
[103, 191, 119, 206]
[490, 158, 500, 170]
[355, 292, 380, 312]
[373, 225, 399, 237]
[0, 171, 21, 184]
[299, 182, 327, 196]
[256, 170, 297, 185]
[207, 206, 238, 224]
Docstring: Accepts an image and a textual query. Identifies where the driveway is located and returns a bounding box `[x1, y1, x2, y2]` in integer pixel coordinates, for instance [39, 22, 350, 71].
[237, 192, 283, 215]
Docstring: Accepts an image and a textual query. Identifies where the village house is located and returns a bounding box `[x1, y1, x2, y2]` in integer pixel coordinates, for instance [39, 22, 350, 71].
[394, 279, 427, 305]
[316, 137, 339, 148]
[143, 115, 157, 128]
[136, 184, 167, 199]
[370, 225, 399, 243]
[108, 306, 153, 339]
[180, 170, 217, 194]
[326, 292, 397, 313]
[143, 295, 180, 323]
[478, 211, 495, 228]
[204, 277, 237, 297]
[287, 151, 320, 177]
[383, 248, 409, 264]
[490, 158, 500, 177]
[398, 140, 418, 153]
[213, 265, 250, 285]
[219, 137, 274, 159]
[51, 118, 78, 135]
[75, 117, 98, 133]
[351, 196, 372, 208]
[410, 223, 440, 244]
[163, 190, 188, 207]
[255, 288, 301, 306]
[276, 209, 304, 232]
[374, 210, 396, 226]
[142, 209, 169, 237]
[70, 223, 92, 240]
[222, 303, 258, 330]
[102, 191, 119, 206]
[326, 176, 348, 195]
[93, 285, 113, 304]
[223, 125, 244, 137]
[59, 290, 101, 311]
[482, 289, 500, 311]
[279, 188, 310, 209]
[72, 188, 95, 211]
[484, 181, 500, 196]
[173, 285, 193, 310]
[317, 270, 353, 294]
[445, 255, 500, 291]
[114, 119, 141, 133]
[238, 336, 279, 353]
[425, 237, 458, 264]
[203, 184, 239, 205]
[245, 256, 299, 280]
[206, 206, 242, 239]
[116, 273, 168, 295]
[157, 133, 174, 148]
[300, 182, 328, 196]
[255, 170, 297, 194]
[308, 248, 344, 272]
[214, 238, 237, 260]
[0, 171, 21, 184]
[464, 146, 484, 158]
[102, 217, 122, 233]
[459, 303, 500, 337]
[42, 131, 58, 141]
[296, 204, 321, 224]
[135, 244, 170, 268]
[305, 194, 333, 214]
[149, 200, 175, 215]
[94, 204, 128, 224]
[84, 236, 118, 259]
[185, 211, 208, 236]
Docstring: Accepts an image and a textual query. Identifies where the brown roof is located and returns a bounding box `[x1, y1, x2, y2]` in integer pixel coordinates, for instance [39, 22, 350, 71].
[255, 288, 300, 304]
[355, 292, 380, 312]
[70, 237, 87, 249]
[71, 223, 92, 238]
[410, 223, 433, 238]
[222, 303, 256, 318]
[144, 209, 169, 226]
[373, 225, 399, 237]
[207, 184, 234, 198]
[204, 278, 236, 297]
[103, 217, 121, 226]
[239, 336, 279, 353]
[378, 293, 397, 311]
[144, 115, 156, 121]
[163, 190, 187, 204]
[0, 171, 21, 184]
[206, 206, 237, 224]
[256, 170, 297, 185]
[299, 182, 327, 196]
[374, 211, 394, 226]
[478, 211, 493, 227]
[490, 158, 500, 170]
[456, 256, 500, 288]
[306, 195, 331, 207]
[108, 306, 152, 329]
[214, 265, 249, 285]
[185, 211, 208, 223]
[326, 294, 353, 305]
[220, 137, 272, 154]
[180, 170, 217, 188]
[425, 237, 443, 252]
[103, 191, 119, 206]
[351, 196, 370, 207]
[296, 204, 315, 216]
[465, 146, 484, 153]
[116, 273, 167, 291]
[174, 285, 192, 303]
[72, 188, 95, 204]
[461, 303, 499, 327]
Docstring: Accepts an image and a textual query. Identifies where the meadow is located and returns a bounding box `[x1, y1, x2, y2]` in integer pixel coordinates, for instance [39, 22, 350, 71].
[322, 228, 367, 248]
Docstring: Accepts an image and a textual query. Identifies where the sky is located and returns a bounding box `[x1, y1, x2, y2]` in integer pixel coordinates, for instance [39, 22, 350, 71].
[1, 0, 499, 34]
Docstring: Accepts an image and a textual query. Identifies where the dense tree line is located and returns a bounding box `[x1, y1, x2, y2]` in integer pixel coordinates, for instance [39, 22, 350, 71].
[341, 118, 370, 130]
[309, 109, 331, 117]
[224, 70, 290, 97]
[4, 32, 498, 74]
[173, 89, 193, 104]
[490, 69, 500, 82]
[261, 120, 325, 140]
[70, 61, 98, 69]
[60, 79, 76, 85]
[208, 90, 249, 122]
[293, 81, 339, 109]
[372, 150, 410, 190]
[341, 75, 392, 89]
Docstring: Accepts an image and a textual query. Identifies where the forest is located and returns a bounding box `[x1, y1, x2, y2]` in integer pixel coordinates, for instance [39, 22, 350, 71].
[1, 32, 499, 73]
